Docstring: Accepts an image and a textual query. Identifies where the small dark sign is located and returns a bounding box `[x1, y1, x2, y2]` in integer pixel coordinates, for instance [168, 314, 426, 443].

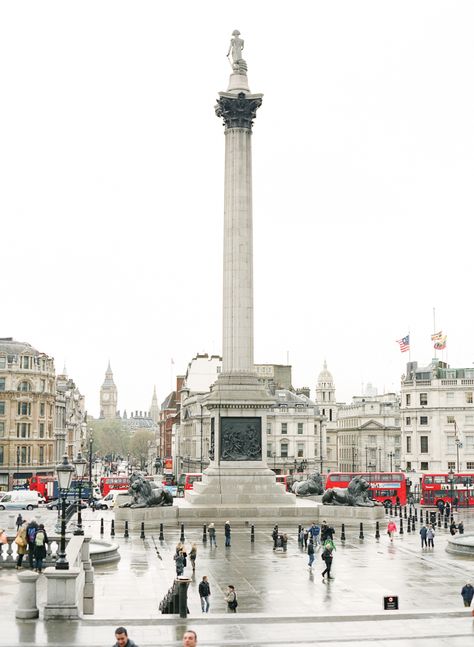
[383, 595, 399, 610]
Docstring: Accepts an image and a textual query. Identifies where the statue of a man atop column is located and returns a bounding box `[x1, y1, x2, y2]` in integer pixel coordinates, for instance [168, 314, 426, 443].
[227, 30, 247, 73]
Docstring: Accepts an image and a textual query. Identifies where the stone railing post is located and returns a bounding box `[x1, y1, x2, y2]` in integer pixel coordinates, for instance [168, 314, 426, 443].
[16, 571, 40, 619]
[81, 536, 95, 615]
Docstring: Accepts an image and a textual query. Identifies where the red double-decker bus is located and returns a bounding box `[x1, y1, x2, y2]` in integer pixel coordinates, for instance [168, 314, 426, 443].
[325, 472, 408, 507]
[100, 476, 129, 496]
[420, 473, 474, 507]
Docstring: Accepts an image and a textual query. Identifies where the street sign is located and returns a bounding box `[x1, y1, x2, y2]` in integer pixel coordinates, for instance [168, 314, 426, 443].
[383, 595, 399, 610]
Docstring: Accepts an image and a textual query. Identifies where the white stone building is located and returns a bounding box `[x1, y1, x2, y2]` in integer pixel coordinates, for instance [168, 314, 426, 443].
[401, 359, 474, 473]
[314, 362, 344, 473]
[336, 393, 401, 472]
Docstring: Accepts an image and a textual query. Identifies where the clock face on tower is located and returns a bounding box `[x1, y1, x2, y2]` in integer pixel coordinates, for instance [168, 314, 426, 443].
[102, 393, 110, 402]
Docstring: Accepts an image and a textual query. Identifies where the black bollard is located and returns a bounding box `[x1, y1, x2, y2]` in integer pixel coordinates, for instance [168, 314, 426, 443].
[110, 519, 115, 537]
[437, 513, 441, 528]
[411, 517, 415, 532]
[444, 515, 448, 529]
[100, 517, 104, 535]
[140, 521, 145, 539]
[180, 523, 185, 542]
[414, 508, 418, 521]
[159, 523, 164, 541]
[404, 506, 407, 519]
[251, 525, 255, 543]
[407, 517, 411, 533]
[389, 505, 393, 516]
[341, 523, 346, 541]
[375, 521, 380, 540]
[425, 510, 429, 525]
[385, 506, 388, 516]
[202, 524, 207, 543]
[124, 521, 129, 538]
[359, 522, 364, 540]
[399, 517, 404, 535]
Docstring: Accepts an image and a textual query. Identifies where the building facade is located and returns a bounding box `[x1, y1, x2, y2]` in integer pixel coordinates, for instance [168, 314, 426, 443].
[401, 359, 474, 473]
[0, 338, 57, 491]
[55, 370, 86, 462]
[336, 393, 401, 472]
[314, 362, 342, 473]
[100, 362, 118, 419]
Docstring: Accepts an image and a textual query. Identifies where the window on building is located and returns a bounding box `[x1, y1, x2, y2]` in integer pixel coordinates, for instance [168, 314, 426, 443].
[420, 416, 428, 425]
[467, 462, 474, 470]
[20, 446, 27, 464]
[297, 423, 303, 435]
[267, 443, 272, 458]
[40, 403, 45, 417]
[297, 443, 304, 458]
[39, 446, 44, 465]
[0, 356, 5, 369]
[406, 436, 411, 453]
[280, 443, 288, 458]
[466, 392, 473, 404]
[329, 409, 333, 422]
[0, 378, 5, 392]
[420, 393, 428, 406]
[39, 423, 45, 438]
[447, 415, 455, 424]
[41, 380, 46, 392]
[18, 381, 30, 392]
[420, 461, 429, 470]
[0, 422, 4, 437]
[406, 461, 411, 470]
[447, 437, 456, 453]
[266, 423, 272, 434]
[447, 461, 456, 470]
[18, 402, 31, 416]
[406, 416, 411, 426]
[16, 423, 30, 439]
[406, 394, 411, 406]
[21, 356, 30, 369]
[0, 401, 4, 415]
[281, 423, 287, 434]
[369, 435, 376, 445]
[420, 436, 429, 453]
[464, 436, 474, 451]
[314, 424, 318, 435]
[466, 416, 474, 425]
[446, 392, 454, 402]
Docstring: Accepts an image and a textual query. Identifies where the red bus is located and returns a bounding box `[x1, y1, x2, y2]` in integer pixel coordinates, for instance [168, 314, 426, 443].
[29, 476, 56, 501]
[276, 474, 292, 491]
[420, 473, 474, 507]
[177, 473, 202, 496]
[325, 472, 408, 507]
[100, 476, 129, 496]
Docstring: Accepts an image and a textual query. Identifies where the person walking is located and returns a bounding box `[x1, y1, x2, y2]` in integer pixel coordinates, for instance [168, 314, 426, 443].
[224, 584, 238, 612]
[445, 502, 451, 518]
[208, 523, 217, 547]
[458, 520, 464, 535]
[224, 521, 231, 547]
[321, 521, 335, 542]
[308, 522, 321, 548]
[450, 519, 458, 536]
[387, 520, 397, 542]
[298, 526, 304, 547]
[198, 575, 211, 613]
[26, 520, 38, 569]
[33, 523, 48, 573]
[321, 541, 334, 582]
[16, 513, 23, 532]
[15, 522, 28, 569]
[113, 626, 139, 647]
[419, 524, 428, 548]
[427, 524, 435, 548]
[461, 582, 474, 607]
[272, 525, 279, 550]
[437, 499, 445, 516]
[174, 550, 185, 577]
[303, 527, 309, 549]
[307, 538, 315, 569]
[189, 543, 197, 571]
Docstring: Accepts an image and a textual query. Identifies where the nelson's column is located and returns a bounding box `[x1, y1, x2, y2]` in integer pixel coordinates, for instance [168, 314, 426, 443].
[186, 32, 295, 510]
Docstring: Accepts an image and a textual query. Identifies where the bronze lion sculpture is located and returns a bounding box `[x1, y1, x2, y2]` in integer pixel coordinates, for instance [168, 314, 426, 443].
[322, 475, 381, 507]
[120, 472, 173, 508]
[291, 471, 324, 496]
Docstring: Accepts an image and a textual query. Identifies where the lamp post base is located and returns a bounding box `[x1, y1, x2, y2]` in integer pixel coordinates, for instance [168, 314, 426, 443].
[55, 558, 69, 570]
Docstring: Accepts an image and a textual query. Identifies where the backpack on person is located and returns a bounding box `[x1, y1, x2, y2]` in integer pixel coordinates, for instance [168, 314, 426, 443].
[27, 526, 36, 543]
[35, 531, 45, 547]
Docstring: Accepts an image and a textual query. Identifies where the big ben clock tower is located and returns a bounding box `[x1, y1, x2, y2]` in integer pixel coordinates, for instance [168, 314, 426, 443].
[100, 361, 118, 419]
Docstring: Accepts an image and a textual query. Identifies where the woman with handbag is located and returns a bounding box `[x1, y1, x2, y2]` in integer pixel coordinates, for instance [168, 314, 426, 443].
[15, 523, 28, 569]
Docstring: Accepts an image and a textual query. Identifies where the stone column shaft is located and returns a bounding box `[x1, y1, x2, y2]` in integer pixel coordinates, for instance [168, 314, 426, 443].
[223, 127, 254, 374]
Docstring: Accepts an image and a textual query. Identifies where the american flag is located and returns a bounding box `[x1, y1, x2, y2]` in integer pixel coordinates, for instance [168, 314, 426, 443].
[396, 335, 410, 353]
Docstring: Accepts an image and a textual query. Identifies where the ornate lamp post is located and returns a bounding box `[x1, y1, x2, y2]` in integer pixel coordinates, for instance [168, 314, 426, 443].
[88, 430, 93, 506]
[73, 451, 87, 536]
[448, 466, 455, 507]
[55, 454, 74, 570]
[387, 452, 394, 472]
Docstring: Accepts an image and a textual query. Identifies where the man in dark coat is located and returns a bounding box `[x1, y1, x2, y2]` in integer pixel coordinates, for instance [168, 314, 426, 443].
[224, 521, 231, 547]
[461, 583, 474, 607]
[198, 575, 211, 613]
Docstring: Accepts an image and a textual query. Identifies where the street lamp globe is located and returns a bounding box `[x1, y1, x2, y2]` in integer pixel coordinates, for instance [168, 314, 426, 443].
[73, 451, 87, 479]
[56, 454, 74, 490]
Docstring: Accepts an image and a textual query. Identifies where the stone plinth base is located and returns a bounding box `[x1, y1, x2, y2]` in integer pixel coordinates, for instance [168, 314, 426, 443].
[16, 570, 39, 619]
[317, 504, 386, 524]
[43, 567, 83, 619]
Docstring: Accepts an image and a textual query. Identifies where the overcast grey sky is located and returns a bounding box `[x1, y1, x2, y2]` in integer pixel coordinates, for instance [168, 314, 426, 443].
[2, 1, 474, 417]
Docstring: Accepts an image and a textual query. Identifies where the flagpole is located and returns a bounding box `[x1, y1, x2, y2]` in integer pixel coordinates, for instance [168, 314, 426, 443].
[433, 307, 437, 359]
[408, 329, 411, 364]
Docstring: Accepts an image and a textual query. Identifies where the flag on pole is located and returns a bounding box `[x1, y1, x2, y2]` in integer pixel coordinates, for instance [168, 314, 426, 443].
[396, 335, 410, 353]
[433, 335, 447, 350]
[431, 331, 443, 341]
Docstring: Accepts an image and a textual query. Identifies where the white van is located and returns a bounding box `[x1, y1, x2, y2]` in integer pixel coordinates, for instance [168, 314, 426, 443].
[95, 489, 131, 510]
[0, 490, 41, 510]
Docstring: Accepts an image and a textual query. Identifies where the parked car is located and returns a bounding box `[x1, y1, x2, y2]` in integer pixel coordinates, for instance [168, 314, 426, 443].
[95, 489, 131, 510]
[0, 490, 41, 510]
